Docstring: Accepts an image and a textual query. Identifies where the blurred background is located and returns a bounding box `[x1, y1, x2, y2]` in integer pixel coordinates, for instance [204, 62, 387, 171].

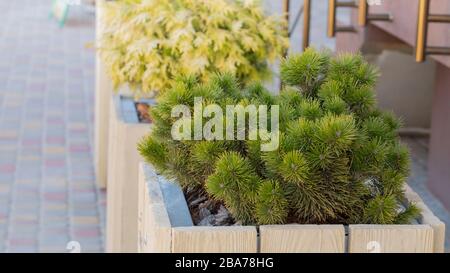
[0, 0, 449, 252]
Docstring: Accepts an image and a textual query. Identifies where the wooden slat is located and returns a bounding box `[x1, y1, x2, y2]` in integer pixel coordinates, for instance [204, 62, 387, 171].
[172, 226, 257, 253]
[137, 162, 147, 252]
[119, 123, 151, 252]
[348, 225, 434, 253]
[140, 164, 172, 253]
[137, 166, 143, 252]
[143, 203, 172, 252]
[404, 184, 446, 253]
[137, 171, 150, 253]
[106, 95, 152, 252]
[106, 97, 123, 252]
[259, 225, 345, 253]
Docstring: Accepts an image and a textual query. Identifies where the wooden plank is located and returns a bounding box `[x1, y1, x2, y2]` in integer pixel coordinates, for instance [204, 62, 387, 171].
[106, 96, 152, 252]
[348, 225, 434, 253]
[106, 97, 123, 252]
[138, 175, 148, 252]
[144, 203, 172, 252]
[404, 184, 446, 253]
[259, 225, 345, 253]
[119, 123, 151, 252]
[140, 164, 172, 253]
[137, 162, 146, 252]
[172, 226, 257, 253]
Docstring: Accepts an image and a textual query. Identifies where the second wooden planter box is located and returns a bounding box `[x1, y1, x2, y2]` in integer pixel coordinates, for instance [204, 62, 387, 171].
[106, 95, 154, 252]
[137, 163, 445, 253]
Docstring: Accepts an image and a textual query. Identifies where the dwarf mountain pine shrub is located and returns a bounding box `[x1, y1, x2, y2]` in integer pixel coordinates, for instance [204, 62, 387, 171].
[99, 0, 289, 98]
[138, 49, 420, 225]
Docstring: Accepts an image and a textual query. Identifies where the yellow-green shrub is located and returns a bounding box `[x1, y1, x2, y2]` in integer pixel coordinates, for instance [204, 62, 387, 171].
[99, 0, 289, 98]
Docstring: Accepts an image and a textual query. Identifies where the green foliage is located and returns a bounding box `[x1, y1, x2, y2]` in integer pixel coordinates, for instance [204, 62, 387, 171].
[256, 180, 289, 224]
[395, 203, 421, 224]
[138, 49, 420, 225]
[280, 48, 330, 96]
[206, 152, 260, 224]
[99, 0, 289, 98]
[363, 194, 398, 224]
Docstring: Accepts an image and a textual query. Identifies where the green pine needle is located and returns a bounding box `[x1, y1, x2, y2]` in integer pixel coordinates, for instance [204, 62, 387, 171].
[137, 49, 417, 226]
[256, 180, 289, 224]
[363, 194, 398, 224]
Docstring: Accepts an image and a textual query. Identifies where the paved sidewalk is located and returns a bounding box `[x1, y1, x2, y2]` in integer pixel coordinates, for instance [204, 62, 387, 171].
[0, 0, 105, 253]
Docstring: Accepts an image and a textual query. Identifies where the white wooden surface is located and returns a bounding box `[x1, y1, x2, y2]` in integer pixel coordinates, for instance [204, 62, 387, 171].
[137, 163, 145, 253]
[139, 164, 172, 252]
[348, 225, 434, 253]
[259, 225, 345, 253]
[105, 98, 122, 252]
[172, 226, 257, 253]
[404, 184, 446, 253]
[94, 0, 112, 189]
[106, 98, 151, 252]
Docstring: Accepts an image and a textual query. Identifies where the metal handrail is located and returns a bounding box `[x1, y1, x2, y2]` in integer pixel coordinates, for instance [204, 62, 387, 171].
[328, 0, 392, 37]
[285, 0, 311, 51]
[416, 0, 450, 62]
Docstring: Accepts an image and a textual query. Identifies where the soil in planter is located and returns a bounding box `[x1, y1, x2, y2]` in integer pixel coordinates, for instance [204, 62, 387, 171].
[134, 102, 153, 123]
[184, 187, 236, 226]
[183, 188, 347, 226]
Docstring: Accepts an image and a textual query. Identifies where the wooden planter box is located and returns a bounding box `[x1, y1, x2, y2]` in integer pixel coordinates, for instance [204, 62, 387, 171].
[106, 95, 154, 253]
[137, 163, 445, 253]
